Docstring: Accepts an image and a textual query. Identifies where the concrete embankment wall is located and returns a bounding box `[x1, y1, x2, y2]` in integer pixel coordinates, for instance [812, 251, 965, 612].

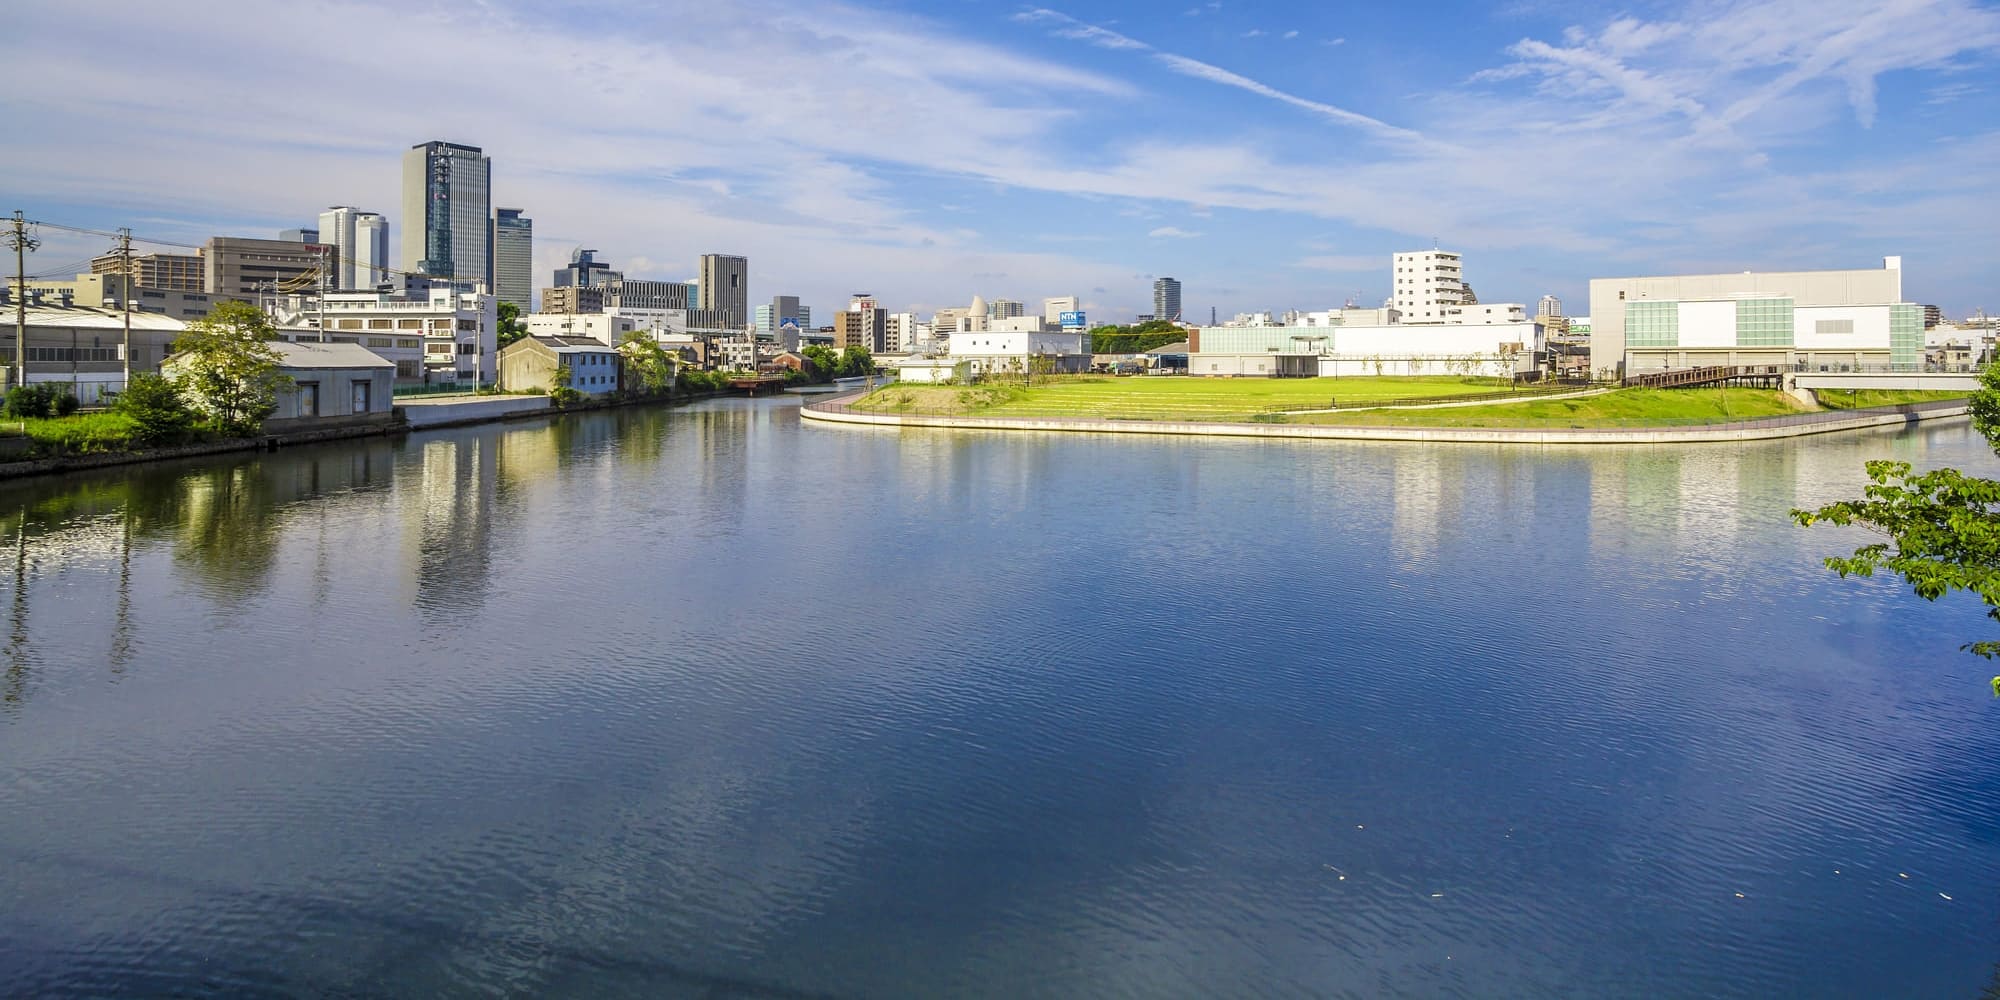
[397, 395, 555, 429]
[800, 396, 1970, 445]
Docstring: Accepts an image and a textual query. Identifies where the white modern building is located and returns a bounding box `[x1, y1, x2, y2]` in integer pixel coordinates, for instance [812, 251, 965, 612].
[1587, 256, 1918, 375]
[947, 329, 1090, 375]
[1043, 296, 1079, 326]
[1188, 322, 1538, 378]
[317, 206, 390, 291]
[884, 312, 924, 354]
[314, 285, 497, 386]
[526, 312, 641, 346]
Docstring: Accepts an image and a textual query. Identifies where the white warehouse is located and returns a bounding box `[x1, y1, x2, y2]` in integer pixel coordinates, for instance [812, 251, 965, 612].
[1189, 322, 1539, 378]
[948, 329, 1091, 375]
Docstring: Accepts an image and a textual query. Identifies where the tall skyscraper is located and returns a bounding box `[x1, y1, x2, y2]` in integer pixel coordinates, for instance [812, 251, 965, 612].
[1152, 277, 1182, 323]
[401, 140, 492, 287]
[698, 253, 748, 326]
[492, 208, 533, 311]
[318, 206, 390, 290]
[1537, 294, 1562, 318]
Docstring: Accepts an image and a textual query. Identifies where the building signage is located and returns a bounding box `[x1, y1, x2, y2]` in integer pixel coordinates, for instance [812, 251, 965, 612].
[1059, 311, 1087, 329]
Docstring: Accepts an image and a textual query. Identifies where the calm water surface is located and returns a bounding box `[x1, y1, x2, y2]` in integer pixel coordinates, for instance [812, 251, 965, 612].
[1, 398, 1997, 998]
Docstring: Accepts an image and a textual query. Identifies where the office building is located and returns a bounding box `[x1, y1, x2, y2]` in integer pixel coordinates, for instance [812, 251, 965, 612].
[492, 208, 533, 311]
[1043, 296, 1080, 325]
[755, 296, 810, 350]
[541, 285, 606, 314]
[1187, 322, 1537, 378]
[278, 228, 320, 243]
[607, 278, 697, 312]
[90, 251, 205, 292]
[834, 294, 886, 352]
[203, 236, 331, 297]
[317, 206, 390, 291]
[554, 247, 619, 288]
[401, 140, 492, 285]
[1587, 256, 1917, 375]
[698, 254, 748, 326]
[988, 298, 1025, 320]
[1537, 294, 1562, 318]
[1153, 277, 1181, 323]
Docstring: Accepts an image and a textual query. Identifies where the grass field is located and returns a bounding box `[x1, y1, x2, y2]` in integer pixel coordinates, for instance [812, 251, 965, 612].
[1282, 388, 1809, 427]
[853, 376, 1511, 421]
[1811, 388, 1970, 410]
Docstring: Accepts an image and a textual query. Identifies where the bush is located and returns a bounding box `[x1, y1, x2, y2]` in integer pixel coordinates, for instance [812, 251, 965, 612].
[114, 373, 197, 447]
[5, 383, 61, 418]
[549, 385, 583, 407]
[53, 392, 81, 416]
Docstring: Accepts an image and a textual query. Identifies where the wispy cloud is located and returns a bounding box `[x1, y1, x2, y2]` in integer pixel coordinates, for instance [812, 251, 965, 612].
[1282, 30, 1299, 40]
[1241, 29, 1264, 38]
[1148, 226, 1202, 238]
[1295, 255, 1381, 272]
[1015, 8, 1422, 144]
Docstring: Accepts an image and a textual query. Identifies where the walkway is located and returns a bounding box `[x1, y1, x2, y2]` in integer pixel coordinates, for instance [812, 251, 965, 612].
[799, 393, 1970, 446]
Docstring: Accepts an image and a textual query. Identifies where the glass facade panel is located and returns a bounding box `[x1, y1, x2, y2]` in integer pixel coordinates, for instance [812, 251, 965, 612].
[1890, 304, 1921, 370]
[1626, 301, 1678, 348]
[1734, 297, 1794, 348]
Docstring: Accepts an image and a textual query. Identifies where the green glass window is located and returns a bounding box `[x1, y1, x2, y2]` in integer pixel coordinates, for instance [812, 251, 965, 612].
[1890, 304, 1921, 370]
[1734, 298, 1794, 348]
[1626, 301, 1678, 348]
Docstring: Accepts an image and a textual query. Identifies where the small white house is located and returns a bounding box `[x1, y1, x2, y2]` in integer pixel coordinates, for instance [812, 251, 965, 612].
[896, 358, 972, 384]
[161, 340, 397, 430]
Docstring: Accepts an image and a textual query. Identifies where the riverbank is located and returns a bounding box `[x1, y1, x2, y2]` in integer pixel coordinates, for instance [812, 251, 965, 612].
[0, 386, 745, 481]
[803, 391, 1971, 444]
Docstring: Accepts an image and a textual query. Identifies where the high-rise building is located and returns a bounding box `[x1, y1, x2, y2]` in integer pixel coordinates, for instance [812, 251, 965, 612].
[1391, 250, 1469, 322]
[835, 293, 886, 352]
[1152, 277, 1181, 323]
[317, 206, 390, 291]
[755, 296, 809, 337]
[553, 248, 619, 288]
[90, 251, 206, 292]
[400, 140, 492, 286]
[988, 298, 1024, 320]
[698, 254, 748, 327]
[278, 228, 320, 244]
[1537, 294, 1562, 318]
[492, 208, 533, 311]
[1043, 296, 1080, 325]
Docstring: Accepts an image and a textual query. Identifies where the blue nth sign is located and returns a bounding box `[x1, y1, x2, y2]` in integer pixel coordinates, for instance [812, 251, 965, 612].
[1059, 311, 1087, 328]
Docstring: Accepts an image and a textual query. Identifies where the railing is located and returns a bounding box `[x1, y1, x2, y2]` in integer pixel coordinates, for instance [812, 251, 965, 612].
[1789, 363, 1981, 374]
[392, 382, 481, 397]
[808, 393, 1969, 433]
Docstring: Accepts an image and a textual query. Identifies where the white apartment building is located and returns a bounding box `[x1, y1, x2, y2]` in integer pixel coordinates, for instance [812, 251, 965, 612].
[1391, 249, 1526, 325]
[316, 286, 497, 385]
[885, 312, 923, 354]
[1587, 256, 1917, 375]
[526, 312, 640, 345]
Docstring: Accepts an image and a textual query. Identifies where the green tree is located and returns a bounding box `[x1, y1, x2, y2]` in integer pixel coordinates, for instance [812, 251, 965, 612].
[168, 300, 291, 435]
[618, 331, 677, 396]
[1795, 362, 2000, 689]
[497, 301, 528, 348]
[801, 345, 839, 382]
[114, 373, 196, 446]
[548, 363, 581, 406]
[836, 345, 874, 379]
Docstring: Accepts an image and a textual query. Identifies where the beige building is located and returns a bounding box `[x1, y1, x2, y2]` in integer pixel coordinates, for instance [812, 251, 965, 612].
[834, 294, 887, 351]
[1588, 256, 1913, 375]
[498, 335, 623, 395]
[0, 289, 188, 401]
[91, 251, 206, 292]
[204, 237, 330, 297]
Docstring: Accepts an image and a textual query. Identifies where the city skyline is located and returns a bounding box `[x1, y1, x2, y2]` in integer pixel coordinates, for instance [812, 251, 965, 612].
[5, 0, 1997, 322]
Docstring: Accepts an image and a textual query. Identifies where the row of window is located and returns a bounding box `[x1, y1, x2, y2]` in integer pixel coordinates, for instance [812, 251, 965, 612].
[25, 347, 118, 362]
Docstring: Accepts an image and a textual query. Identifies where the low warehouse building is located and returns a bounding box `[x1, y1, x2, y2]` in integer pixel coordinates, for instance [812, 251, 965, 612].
[498, 336, 624, 395]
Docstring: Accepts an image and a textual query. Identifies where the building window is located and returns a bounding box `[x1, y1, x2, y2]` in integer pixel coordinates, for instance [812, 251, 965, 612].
[1814, 319, 1854, 335]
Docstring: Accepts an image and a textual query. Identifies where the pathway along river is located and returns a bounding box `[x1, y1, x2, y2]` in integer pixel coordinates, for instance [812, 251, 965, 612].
[2, 396, 1998, 997]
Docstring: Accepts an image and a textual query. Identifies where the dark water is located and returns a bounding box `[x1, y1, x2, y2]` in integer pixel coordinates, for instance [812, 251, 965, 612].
[2, 397, 1997, 998]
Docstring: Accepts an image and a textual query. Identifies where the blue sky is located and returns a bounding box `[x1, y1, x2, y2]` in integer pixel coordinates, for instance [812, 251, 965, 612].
[7, 0, 1999, 322]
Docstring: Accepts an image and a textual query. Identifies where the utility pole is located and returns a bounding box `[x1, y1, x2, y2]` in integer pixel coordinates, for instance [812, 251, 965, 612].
[6, 211, 39, 392]
[117, 227, 132, 389]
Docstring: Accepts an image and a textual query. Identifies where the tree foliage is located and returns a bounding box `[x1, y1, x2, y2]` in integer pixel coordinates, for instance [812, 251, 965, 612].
[497, 301, 528, 348]
[169, 301, 291, 435]
[4, 383, 73, 419]
[618, 331, 677, 396]
[114, 373, 196, 446]
[1091, 320, 1186, 355]
[1794, 362, 2000, 686]
[800, 345, 839, 382]
[836, 345, 874, 379]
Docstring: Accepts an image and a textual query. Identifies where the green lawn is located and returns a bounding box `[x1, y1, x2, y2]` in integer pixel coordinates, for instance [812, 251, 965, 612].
[854, 376, 1511, 421]
[1283, 388, 1809, 427]
[1811, 388, 1969, 410]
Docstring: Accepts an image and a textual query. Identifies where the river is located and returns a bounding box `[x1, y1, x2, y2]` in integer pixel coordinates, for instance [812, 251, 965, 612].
[2, 397, 1997, 997]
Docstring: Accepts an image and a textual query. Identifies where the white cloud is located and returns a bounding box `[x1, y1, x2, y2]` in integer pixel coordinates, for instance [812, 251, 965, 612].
[1282, 30, 1299, 40]
[1242, 29, 1265, 38]
[1148, 226, 1202, 238]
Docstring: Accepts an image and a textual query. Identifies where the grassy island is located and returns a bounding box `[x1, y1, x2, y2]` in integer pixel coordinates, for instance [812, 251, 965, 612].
[848, 376, 1970, 429]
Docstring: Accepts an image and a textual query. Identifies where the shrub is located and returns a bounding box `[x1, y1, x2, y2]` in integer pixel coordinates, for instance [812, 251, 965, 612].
[115, 373, 197, 447]
[4, 383, 59, 418]
[549, 385, 583, 406]
[53, 392, 80, 416]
